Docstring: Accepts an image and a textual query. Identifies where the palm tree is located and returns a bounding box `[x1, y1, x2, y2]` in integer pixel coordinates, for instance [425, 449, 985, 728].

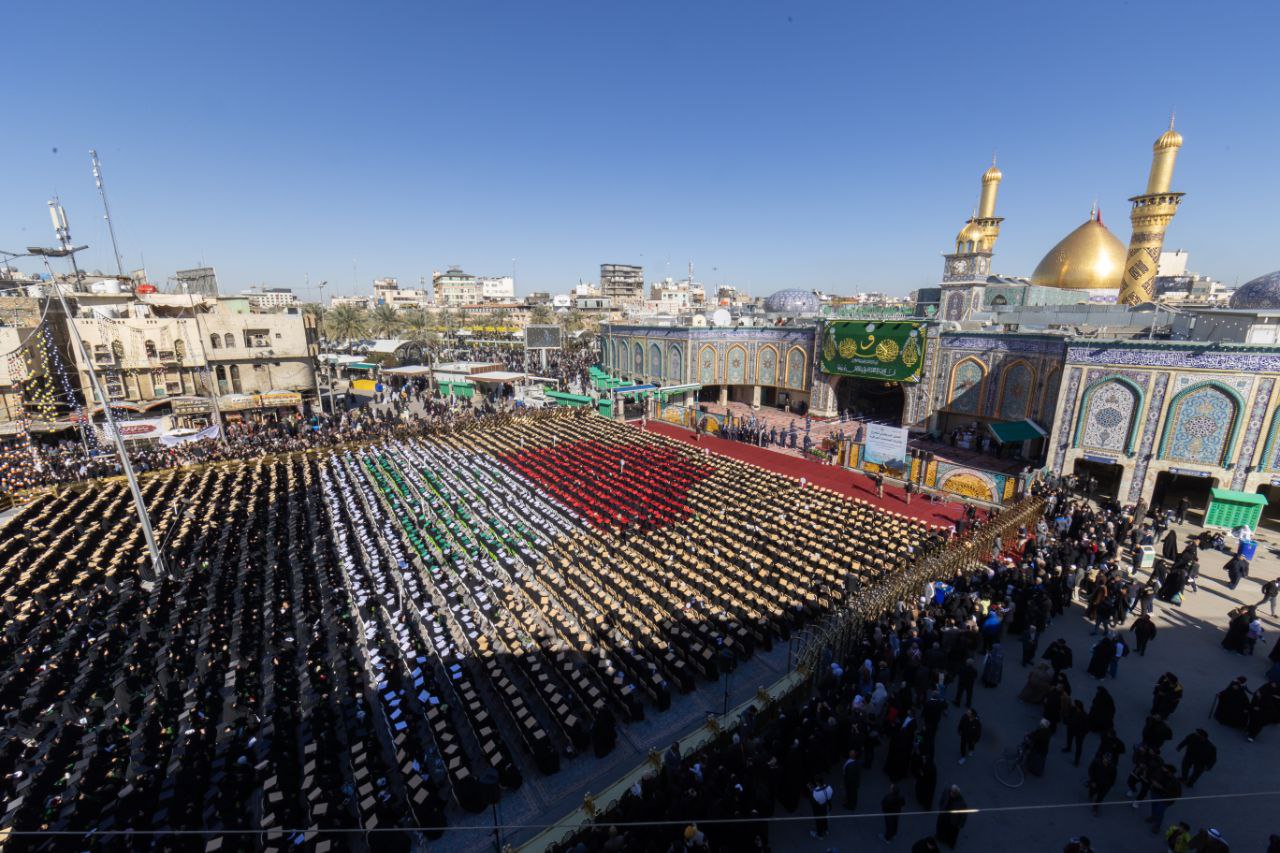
[324, 304, 367, 342]
[369, 304, 402, 338]
[302, 302, 327, 325]
[528, 305, 554, 326]
[401, 307, 431, 341]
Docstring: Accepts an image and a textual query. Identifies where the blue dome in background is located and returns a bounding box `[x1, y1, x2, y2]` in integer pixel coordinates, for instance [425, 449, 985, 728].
[763, 289, 820, 314]
[1229, 271, 1280, 310]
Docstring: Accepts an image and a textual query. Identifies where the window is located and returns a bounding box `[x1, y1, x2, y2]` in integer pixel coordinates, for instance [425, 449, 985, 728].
[144, 339, 157, 359]
[223, 333, 235, 349]
[152, 369, 167, 396]
[244, 329, 270, 348]
[111, 341, 124, 362]
[209, 334, 221, 350]
[215, 365, 229, 395]
[174, 339, 186, 360]
[229, 364, 243, 394]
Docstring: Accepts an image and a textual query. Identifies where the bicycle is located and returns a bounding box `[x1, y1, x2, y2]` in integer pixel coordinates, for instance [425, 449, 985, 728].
[993, 742, 1027, 788]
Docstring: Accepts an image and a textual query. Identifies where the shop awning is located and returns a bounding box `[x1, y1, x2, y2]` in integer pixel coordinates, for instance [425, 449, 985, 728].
[545, 391, 594, 407]
[256, 391, 303, 408]
[987, 418, 1047, 444]
[1209, 488, 1268, 507]
[469, 371, 525, 383]
[613, 384, 658, 396]
[656, 383, 702, 399]
[382, 365, 433, 376]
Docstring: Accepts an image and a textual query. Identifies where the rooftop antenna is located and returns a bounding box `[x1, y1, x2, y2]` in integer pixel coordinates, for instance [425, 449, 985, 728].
[89, 150, 126, 279]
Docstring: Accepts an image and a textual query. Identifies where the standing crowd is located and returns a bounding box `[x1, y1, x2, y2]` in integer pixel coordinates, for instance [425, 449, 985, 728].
[554, 483, 1280, 853]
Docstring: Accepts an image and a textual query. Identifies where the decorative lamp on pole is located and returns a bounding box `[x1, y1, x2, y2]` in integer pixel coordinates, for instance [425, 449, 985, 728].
[28, 200, 167, 586]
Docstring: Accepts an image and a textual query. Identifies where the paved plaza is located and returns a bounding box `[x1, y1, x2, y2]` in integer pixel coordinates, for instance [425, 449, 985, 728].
[765, 520, 1280, 852]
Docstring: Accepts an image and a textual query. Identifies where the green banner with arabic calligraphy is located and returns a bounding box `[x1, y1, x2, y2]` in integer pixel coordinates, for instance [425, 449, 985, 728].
[820, 320, 926, 383]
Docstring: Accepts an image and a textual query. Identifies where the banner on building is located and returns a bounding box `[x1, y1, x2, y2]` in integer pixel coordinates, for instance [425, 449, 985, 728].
[863, 422, 908, 473]
[98, 416, 171, 442]
[160, 424, 221, 446]
[820, 320, 926, 382]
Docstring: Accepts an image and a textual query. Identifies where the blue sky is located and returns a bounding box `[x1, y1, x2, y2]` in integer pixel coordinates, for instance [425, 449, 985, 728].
[4, 1, 1279, 298]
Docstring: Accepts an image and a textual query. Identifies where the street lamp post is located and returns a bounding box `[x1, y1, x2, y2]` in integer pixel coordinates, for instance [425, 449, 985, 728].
[30, 202, 167, 586]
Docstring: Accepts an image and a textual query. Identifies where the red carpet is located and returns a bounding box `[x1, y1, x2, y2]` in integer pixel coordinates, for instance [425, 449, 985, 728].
[500, 439, 712, 528]
[643, 420, 972, 530]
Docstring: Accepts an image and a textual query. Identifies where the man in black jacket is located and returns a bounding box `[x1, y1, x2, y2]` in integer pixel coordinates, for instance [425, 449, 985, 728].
[842, 750, 861, 810]
[1176, 728, 1216, 787]
[880, 782, 905, 843]
[954, 658, 978, 708]
[1140, 713, 1173, 751]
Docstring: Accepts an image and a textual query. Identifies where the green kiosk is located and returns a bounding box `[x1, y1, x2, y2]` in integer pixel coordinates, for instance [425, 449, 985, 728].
[1203, 488, 1268, 531]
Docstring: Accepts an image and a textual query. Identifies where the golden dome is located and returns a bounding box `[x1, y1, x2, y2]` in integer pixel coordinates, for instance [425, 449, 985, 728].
[1030, 212, 1126, 290]
[982, 164, 1003, 183]
[956, 219, 983, 244]
[1154, 127, 1183, 151]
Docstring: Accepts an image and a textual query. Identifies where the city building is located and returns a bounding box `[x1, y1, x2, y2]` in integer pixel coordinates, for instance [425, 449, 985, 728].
[373, 277, 431, 309]
[575, 295, 611, 312]
[330, 294, 373, 310]
[478, 275, 515, 301]
[433, 268, 481, 307]
[650, 275, 706, 312]
[65, 293, 319, 424]
[600, 264, 644, 305]
[241, 288, 298, 310]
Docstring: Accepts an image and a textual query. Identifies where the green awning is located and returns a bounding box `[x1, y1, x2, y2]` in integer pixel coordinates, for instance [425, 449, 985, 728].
[987, 419, 1047, 443]
[347, 362, 378, 371]
[1209, 488, 1268, 507]
[439, 381, 475, 398]
[657, 383, 702, 400]
[545, 391, 594, 407]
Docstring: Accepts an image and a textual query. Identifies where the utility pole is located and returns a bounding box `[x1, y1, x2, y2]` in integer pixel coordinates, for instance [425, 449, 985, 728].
[89, 150, 126, 279]
[30, 199, 166, 585]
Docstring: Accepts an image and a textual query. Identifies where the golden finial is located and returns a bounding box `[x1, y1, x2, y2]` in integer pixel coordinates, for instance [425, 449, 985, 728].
[1155, 113, 1183, 150]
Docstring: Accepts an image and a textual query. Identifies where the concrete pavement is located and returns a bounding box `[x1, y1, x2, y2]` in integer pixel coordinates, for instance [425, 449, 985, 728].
[769, 521, 1280, 852]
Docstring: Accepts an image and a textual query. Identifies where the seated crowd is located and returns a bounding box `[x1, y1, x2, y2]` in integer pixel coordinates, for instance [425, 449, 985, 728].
[0, 410, 943, 850]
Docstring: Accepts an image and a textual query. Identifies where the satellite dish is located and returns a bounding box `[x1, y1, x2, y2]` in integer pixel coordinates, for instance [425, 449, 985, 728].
[712, 308, 731, 327]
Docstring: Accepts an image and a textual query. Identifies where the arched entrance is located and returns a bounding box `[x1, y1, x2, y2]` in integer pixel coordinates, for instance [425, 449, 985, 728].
[1072, 458, 1124, 501]
[834, 376, 905, 425]
[1257, 483, 1280, 532]
[1151, 470, 1217, 522]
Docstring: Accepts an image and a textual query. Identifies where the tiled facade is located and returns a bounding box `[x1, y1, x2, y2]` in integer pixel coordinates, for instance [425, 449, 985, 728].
[600, 320, 1280, 508]
[1048, 342, 1280, 505]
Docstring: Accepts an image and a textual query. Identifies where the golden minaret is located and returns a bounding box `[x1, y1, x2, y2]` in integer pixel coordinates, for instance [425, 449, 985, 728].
[954, 160, 1004, 255]
[1118, 118, 1184, 305]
